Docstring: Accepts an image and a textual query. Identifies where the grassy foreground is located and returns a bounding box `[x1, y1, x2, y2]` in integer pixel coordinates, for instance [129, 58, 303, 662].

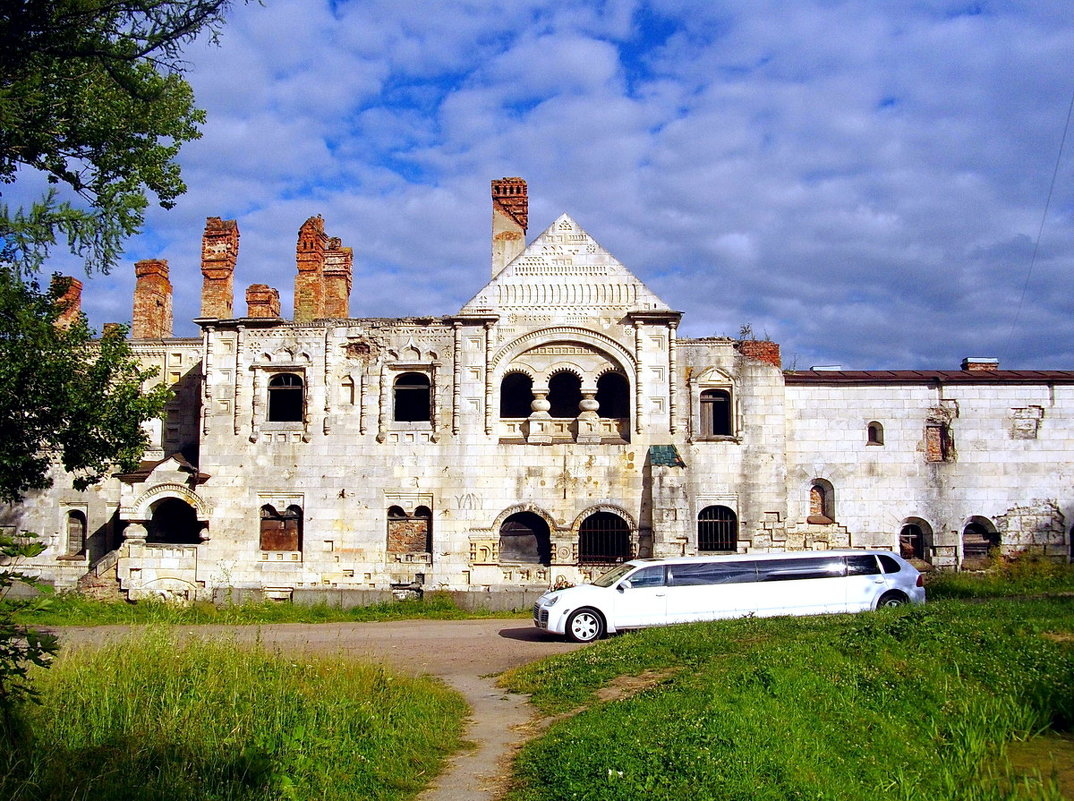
[502, 598, 1074, 801]
[13, 590, 529, 626]
[2, 630, 467, 801]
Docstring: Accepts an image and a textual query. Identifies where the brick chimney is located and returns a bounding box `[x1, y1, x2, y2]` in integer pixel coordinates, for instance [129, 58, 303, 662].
[491, 177, 527, 277]
[294, 216, 327, 323]
[961, 357, 999, 372]
[200, 217, 239, 318]
[132, 259, 173, 339]
[51, 275, 82, 329]
[246, 284, 281, 318]
[737, 340, 782, 369]
[323, 236, 353, 318]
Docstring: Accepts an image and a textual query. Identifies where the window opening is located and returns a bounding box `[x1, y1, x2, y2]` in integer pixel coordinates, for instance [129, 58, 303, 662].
[700, 389, 732, 437]
[547, 371, 582, 418]
[498, 511, 552, 565]
[596, 373, 629, 418]
[66, 511, 87, 555]
[387, 505, 432, 554]
[900, 524, 924, 560]
[808, 481, 834, 524]
[260, 504, 302, 551]
[867, 421, 884, 445]
[962, 520, 999, 565]
[148, 498, 200, 544]
[578, 512, 631, 564]
[697, 505, 737, 552]
[267, 373, 304, 422]
[394, 372, 431, 422]
[499, 373, 534, 418]
[925, 423, 952, 462]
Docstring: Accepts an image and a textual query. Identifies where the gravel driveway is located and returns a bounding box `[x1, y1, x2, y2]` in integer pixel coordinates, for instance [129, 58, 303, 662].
[55, 620, 586, 801]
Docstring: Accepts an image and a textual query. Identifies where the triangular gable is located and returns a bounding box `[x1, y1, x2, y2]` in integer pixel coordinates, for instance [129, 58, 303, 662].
[461, 214, 672, 316]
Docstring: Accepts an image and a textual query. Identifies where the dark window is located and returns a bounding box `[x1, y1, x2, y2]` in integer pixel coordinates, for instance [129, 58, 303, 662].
[846, 555, 881, 575]
[578, 512, 631, 564]
[757, 557, 844, 582]
[698, 506, 737, 551]
[625, 565, 665, 587]
[667, 561, 757, 586]
[700, 389, 732, 437]
[596, 372, 630, 418]
[498, 512, 551, 565]
[268, 373, 304, 422]
[878, 554, 902, 574]
[394, 372, 431, 422]
[867, 421, 884, 445]
[260, 504, 302, 551]
[66, 511, 87, 555]
[548, 371, 582, 418]
[499, 373, 534, 418]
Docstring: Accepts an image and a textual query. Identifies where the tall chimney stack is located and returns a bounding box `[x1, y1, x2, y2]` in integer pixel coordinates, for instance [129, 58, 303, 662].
[322, 237, 353, 318]
[246, 284, 281, 318]
[132, 259, 172, 339]
[491, 177, 527, 277]
[294, 216, 327, 323]
[51, 275, 83, 329]
[200, 217, 239, 318]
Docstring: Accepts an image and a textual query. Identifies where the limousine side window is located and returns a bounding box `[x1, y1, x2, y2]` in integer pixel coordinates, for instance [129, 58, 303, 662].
[756, 557, 844, 582]
[668, 561, 757, 586]
[878, 554, 902, 573]
[845, 555, 881, 575]
[626, 566, 665, 588]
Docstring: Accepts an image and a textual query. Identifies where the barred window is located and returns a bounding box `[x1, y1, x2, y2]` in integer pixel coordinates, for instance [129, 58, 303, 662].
[697, 505, 737, 552]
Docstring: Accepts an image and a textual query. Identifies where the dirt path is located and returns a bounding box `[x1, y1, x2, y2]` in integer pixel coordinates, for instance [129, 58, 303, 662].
[54, 620, 585, 801]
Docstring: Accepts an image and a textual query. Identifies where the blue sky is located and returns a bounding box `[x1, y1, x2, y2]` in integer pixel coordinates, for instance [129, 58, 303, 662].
[70, 0, 1074, 370]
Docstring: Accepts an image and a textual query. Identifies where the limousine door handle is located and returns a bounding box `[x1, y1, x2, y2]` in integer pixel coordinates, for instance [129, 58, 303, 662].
[655, 592, 666, 597]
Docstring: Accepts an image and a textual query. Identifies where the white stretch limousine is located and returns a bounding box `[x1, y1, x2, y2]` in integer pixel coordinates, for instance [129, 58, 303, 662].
[533, 550, 926, 643]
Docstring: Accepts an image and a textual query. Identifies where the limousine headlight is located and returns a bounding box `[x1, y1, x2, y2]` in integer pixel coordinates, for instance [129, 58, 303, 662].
[542, 594, 561, 607]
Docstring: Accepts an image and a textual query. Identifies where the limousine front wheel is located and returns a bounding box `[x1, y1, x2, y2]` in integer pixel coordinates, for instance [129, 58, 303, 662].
[566, 608, 604, 643]
[876, 591, 908, 608]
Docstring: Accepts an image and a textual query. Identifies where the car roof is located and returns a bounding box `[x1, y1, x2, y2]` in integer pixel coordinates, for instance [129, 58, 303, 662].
[624, 550, 900, 568]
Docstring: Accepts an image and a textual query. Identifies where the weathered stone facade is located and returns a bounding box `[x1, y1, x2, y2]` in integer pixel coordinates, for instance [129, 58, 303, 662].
[6, 179, 1074, 602]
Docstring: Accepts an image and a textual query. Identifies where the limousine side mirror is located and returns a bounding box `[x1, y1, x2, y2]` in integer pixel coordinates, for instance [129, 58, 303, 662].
[617, 580, 631, 592]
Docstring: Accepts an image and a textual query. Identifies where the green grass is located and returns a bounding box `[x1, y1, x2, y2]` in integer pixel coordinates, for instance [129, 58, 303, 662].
[501, 599, 1074, 801]
[926, 554, 1074, 599]
[1, 629, 468, 801]
[12, 590, 529, 626]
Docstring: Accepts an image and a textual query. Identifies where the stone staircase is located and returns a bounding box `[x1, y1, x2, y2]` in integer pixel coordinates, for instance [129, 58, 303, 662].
[76, 549, 124, 601]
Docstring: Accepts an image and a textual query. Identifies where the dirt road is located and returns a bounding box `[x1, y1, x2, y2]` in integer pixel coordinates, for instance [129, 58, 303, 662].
[55, 620, 585, 801]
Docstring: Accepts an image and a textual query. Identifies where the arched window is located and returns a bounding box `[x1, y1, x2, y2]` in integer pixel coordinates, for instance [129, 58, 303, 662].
[700, 389, 732, 437]
[498, 512, 552, 565]
[260, 504, 302, 551]
[547, 371, 582, 418]
[596, 373, 630, 419]
[387, 505, 432, 554]
[268, 373, 304, 422]
[808, 480, 834, 524]
[899, 519, 933, 562]
[66, 511, 87, 556]
[578, 512, 631, 564]
[500, 373, 534, 418]
[867, 421, 884, 445]
[962, 518, 999, 566]
[698, 506, 737, 552]
[148, 498, 201, 544]
[341, 376, 356, 406]
[394, 372, 431, 422]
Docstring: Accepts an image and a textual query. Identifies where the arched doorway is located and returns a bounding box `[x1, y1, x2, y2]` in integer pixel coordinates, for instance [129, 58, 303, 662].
[147, 498, 201, 544]
[899, 518, 934, 563]
[962, 517, 999, 567]
[498, 512, 552, 565]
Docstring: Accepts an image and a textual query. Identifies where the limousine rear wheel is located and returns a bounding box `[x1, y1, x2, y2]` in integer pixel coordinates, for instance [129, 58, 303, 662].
[566, 608, 604, 643]
[876, 591, 908, 608]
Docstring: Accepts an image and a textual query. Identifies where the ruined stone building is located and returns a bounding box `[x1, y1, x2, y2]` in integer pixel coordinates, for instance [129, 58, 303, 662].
[7, 179, 1074, 602]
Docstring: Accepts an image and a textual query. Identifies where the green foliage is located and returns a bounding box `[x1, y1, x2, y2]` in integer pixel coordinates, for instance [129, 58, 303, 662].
[13, 590, 531, 626]
[0, 0, 233, 276]
[0, 270, 170, 503]
[1, 629, 467, 800]
[502, 600, 1074, 801]
[0, 532, 57, 734]
[927, 554, 1074, 599]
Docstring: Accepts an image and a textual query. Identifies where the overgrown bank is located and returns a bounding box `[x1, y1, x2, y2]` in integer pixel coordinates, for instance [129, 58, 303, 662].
[1, 630, 467, 801]
[502, 598, 1074, 801]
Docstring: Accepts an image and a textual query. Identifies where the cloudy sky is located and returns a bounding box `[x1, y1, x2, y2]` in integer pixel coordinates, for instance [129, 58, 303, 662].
[75, 0, 1074, 370]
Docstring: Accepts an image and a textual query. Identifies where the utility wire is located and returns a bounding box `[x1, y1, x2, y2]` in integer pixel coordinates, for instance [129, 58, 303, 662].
[1004, 84, 1074, 361]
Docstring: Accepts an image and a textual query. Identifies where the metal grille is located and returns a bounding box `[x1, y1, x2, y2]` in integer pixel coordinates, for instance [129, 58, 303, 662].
[698, 505, 737, 552]
[578, 512, 631, 564]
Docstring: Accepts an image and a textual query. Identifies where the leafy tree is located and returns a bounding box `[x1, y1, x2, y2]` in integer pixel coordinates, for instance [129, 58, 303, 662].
[1, 0, 234, 276]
